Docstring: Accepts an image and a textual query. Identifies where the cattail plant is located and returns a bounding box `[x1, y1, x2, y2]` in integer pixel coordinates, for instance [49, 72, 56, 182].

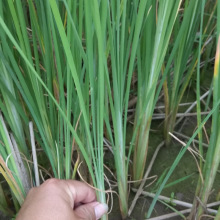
[104, 0, 150, 217]
[189, 5, 220, 218]
[163, 0, 217, 147]
[0, 0, 108, 218]
[163, 0, 202, 146]
[132, 0, 182, 184]
[146, 2, 220, 217]
[0, 0, 219, 219]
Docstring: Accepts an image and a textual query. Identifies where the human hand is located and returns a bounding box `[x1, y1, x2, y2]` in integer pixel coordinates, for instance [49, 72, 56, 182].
[16, 179, 108, 220]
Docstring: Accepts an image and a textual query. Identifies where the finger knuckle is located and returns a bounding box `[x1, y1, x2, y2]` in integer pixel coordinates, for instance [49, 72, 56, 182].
[43, 178, 60, 189]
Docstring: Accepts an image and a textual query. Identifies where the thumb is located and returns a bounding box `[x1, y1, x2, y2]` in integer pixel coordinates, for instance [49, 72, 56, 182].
[74, 202, 108, 220]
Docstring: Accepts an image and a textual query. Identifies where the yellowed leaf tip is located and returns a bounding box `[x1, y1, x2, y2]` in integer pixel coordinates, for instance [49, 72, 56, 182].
[214, 35, 220, 77]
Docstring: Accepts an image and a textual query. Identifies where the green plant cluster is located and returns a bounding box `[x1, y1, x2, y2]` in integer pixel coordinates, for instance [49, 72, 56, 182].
[0, 0, 220, 219]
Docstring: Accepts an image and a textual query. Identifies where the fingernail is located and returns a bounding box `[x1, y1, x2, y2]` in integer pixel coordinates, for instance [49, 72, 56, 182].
[94, 203, 108, 219]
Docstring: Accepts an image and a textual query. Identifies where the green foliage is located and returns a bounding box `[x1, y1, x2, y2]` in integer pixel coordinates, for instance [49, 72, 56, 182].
[0, 0, 219, 219]
[192, 1, 220, 217]
[132, 0, 182, 183]
[163, 0, 202, 146]
[0, 0, 107, 216]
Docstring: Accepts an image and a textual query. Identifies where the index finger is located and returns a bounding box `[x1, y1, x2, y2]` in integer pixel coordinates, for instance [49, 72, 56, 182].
[65, 180, 97, 205]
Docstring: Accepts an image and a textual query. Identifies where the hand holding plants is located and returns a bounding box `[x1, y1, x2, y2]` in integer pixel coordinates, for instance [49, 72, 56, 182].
[16, 179, 108, 220]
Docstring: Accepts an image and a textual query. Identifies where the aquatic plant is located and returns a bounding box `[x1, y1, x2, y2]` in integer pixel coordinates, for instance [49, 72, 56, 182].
[0, 0, 219, 219]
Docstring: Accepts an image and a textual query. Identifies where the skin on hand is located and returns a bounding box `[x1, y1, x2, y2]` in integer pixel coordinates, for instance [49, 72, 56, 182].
[16, 179, 108, 220]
